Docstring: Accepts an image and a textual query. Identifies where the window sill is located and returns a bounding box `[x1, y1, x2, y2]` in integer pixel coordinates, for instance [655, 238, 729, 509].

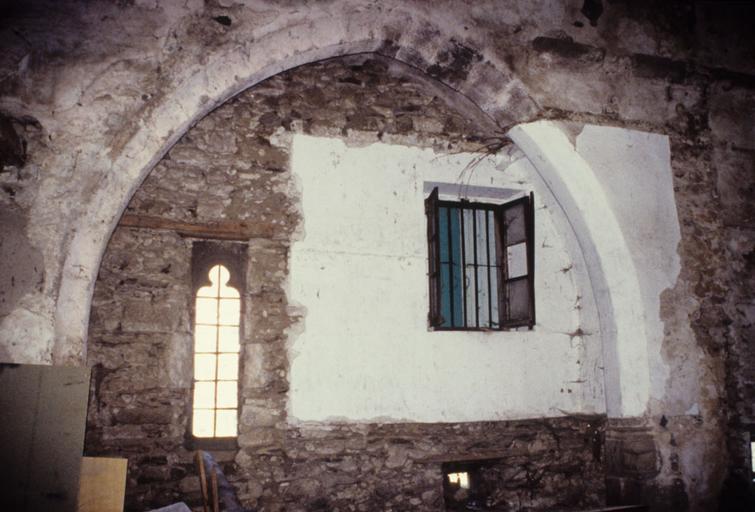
[429, 324, 534, 332]
[185, 436, 238, 452]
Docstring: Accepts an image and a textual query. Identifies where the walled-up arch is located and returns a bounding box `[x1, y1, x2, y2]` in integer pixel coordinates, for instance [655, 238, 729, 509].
[52, 7, 537, 366]
[53, 10, 651, 420]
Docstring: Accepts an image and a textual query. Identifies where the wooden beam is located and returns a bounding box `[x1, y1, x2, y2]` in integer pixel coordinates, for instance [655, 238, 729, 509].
[419, 452, 511, 463]
[119, 214, 276, 240]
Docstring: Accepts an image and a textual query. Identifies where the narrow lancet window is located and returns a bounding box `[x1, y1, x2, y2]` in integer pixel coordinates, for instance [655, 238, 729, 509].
[192, 264, 240, 438]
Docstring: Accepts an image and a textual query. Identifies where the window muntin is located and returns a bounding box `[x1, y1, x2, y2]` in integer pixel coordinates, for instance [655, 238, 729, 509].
[192, 264, 240, 438]
[426, 188, 535, 330]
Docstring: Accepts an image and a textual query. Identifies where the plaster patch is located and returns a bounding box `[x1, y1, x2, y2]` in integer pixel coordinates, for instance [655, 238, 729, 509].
[0, 207, 44, 317]
[575, 125, 681, 406]
[288, 134, 598, 423]
[0, 301, 54, 364]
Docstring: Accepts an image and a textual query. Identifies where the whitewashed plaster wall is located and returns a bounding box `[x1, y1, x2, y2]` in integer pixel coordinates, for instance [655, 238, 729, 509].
[287, 123, 682, 424]
[509, 121, 682, 419]
[287, 134, 605, 423]
[574, 126, 683, 410]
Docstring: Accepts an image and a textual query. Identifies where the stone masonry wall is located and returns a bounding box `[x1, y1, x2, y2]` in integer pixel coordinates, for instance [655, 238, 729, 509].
[85, 55, 607, 511]
[0, 2, 742, 510]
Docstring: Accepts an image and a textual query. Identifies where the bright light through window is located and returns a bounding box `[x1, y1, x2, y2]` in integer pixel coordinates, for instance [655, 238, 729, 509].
[447, 471, 470, 489]
[192, 264, 240, 438]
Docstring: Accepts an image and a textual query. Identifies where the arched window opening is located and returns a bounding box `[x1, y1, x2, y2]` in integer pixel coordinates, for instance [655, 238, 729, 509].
[192, 264, 240, 438]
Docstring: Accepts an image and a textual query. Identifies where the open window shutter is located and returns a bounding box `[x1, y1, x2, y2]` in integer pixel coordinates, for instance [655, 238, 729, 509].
[425, 187, 442, 327]
[498, 192, 535, 329]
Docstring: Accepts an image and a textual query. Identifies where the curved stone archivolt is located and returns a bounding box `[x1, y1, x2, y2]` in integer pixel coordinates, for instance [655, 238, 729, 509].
[2, 2, 743, 509]
[52, 7, 538, 366]
[54, 26, 658, 424]
[511, 121, 654, 419]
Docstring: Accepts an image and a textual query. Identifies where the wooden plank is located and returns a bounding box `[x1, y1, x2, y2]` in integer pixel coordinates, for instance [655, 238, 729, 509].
[77, 457, 128, 512]
[119, 214, 276, 240]
[559, 507, 649, 512]
[199, 451, 247, 512]
[0, 364, 91, 512]
[196, 451, 210, 512]
[420, 452, 511, 463]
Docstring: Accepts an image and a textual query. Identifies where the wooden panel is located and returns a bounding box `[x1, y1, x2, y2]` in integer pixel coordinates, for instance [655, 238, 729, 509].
[77, 457, 128, 512]
[0, 363, 91, 512]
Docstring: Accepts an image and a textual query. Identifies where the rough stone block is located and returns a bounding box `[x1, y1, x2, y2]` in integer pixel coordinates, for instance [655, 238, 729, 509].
[238, 428, 279, 449]
[531, 36, 605, 65]
[113, 407, 174, 425]
[631, 54, 688, 83]
[241, 343, 274, 390]
[240, 400, 281, 428]
[715, 146, 755, 227]
[122, 299, 179, 333]
[709, 85, 755, 150]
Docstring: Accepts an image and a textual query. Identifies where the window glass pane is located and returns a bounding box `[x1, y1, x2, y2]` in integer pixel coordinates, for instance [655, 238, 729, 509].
[507, 242, 528, 279]
[447, 472, 470, 489]
[217, 265, 240, 298]
[193, 409, 215, 438]
[218, 326, 240, 352]
[504, 202, 526, 245]
[462, 208, 475, 267]
[488, 210, 499, 266]
[216, 381, 238, 408]
[194, 325, 217, 353]
[197, 266, 220, 298]
[476, 209, 488, 266]
[465, 263, 475, 327]
[474, 210, 492, 328]
[193, 381, 216, 409]
[193, 262, 241, 439]
[489, 210, 501, 328]
[440, 263, 452, 327]
[217, 354, 239, 380]
[478, 264, 490, 327]
[462, 208, 475, 328]
[218, 298, 240, 326]
[196, 297, 218, 324]
[439, 207, 449, 263]
[506, 278, 531, 322]
[490, 265, 500, 328]
[194, 354, 216, 381]
[215, 409, 237, 437]
[448, 208, 464, 327]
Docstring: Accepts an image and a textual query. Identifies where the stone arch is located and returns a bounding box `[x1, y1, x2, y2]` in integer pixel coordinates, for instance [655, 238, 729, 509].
[509, 122, 652, 418]
[52, 9, 538, 365]
[53, 10, 650, 420]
